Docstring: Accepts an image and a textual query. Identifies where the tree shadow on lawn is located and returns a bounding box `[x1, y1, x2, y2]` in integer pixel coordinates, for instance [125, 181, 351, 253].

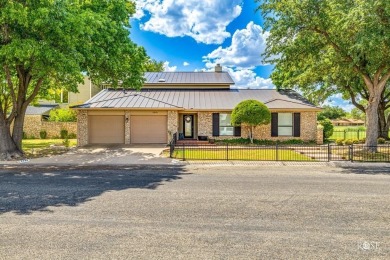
[0, 165, 188, 215]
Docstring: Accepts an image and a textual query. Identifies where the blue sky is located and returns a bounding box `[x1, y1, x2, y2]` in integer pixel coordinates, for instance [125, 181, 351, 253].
[130, 0, 353, 110]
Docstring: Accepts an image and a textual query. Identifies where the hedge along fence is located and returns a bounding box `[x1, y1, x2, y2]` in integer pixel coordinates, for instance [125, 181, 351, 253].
[23, 115, 77, 138]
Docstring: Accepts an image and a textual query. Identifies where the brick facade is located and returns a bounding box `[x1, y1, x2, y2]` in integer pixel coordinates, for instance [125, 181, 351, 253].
[77, 110, 88, 146]
[167, 111, 178, 142]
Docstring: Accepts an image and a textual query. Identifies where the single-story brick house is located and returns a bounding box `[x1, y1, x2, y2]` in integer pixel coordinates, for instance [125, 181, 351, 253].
[73, 65, 321, 146]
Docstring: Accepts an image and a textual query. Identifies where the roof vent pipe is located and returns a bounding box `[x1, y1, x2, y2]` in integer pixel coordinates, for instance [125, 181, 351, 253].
[215, 64, 222, 72]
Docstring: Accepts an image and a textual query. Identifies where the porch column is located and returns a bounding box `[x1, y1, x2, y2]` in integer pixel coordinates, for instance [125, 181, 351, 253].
[167, 111, 178, 142]
[125, 111, 130, 144]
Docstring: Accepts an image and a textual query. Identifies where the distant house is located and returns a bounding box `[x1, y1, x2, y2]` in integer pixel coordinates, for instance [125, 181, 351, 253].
[68, 77, 101, 105]
[25, 104, 59, 121]
[331, 119, 365, 126]
[73, 65, 322, 146]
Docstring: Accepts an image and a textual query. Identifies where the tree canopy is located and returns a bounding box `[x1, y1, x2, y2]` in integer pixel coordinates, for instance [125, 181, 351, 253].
[317, 105, 346, 121]
[258, 0, 390, 149]
[231, 100, 271, 143]
[0, 0, 148, 159]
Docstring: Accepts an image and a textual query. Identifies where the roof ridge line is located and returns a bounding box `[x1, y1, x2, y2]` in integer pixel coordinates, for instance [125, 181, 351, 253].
[265, 98, 319, 108]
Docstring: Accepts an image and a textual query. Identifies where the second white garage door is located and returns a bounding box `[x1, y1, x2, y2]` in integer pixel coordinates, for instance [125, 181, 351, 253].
[130, 115, 167, 144]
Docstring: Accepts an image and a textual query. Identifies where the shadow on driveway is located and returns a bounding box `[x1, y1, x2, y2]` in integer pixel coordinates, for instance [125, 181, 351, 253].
[0, 165, 187, 215]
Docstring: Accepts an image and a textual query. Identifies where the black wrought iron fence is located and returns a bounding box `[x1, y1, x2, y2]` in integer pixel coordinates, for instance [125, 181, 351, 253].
[169, 143, 390, 162]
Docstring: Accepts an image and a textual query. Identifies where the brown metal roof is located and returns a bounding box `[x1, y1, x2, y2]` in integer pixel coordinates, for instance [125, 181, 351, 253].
[143, 72, 234, 85]
[73, 89, 320, 111]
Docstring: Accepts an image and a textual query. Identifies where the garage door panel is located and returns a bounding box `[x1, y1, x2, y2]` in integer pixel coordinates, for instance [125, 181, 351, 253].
[89, 115, 125, 144]
[131, 115, 167, 144]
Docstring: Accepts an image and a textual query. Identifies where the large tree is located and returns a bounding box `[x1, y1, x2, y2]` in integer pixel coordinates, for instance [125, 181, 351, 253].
[258, 0, 390, 150]
[0, 0, 148, 159]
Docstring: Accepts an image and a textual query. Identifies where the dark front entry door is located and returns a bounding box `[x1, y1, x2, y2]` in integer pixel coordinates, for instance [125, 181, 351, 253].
[183, 115, 194, 138]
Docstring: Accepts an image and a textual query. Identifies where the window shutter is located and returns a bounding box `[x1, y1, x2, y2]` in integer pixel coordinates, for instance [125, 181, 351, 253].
[293, 113, 301, 137]
[271, 113, 278, 137]
[212, 113, 220, 136]
[234, 126, 241, 137]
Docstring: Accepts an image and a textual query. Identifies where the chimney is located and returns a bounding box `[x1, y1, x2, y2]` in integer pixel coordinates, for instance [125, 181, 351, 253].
[215, 64, 222, 72]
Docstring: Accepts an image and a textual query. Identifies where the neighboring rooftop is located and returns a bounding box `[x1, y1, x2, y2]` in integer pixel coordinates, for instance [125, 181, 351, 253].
[25, 104, 59, 115]
[73, 89, 320, 111]
[143, 72, 234, 86]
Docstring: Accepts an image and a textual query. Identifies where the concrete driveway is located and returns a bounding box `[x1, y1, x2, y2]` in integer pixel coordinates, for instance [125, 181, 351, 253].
[2, 144, 180, 165]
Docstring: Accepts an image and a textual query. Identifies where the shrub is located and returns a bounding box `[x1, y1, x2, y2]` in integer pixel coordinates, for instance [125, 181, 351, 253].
[360, 138, 366, 144]
[335, 139, 344, 145]
[378, 137, 386, 144]
[60, 129, 68, 139]
[318, 118, 334, 139]
[352, 139, 360, 144]
[68, 133, 77, 139]
[62, 138, 70, 147]
[23, 131, 28, 139]
[39, 130, 47, 139]
[344, 139, 353, 145]
[49, 107, 77, 122]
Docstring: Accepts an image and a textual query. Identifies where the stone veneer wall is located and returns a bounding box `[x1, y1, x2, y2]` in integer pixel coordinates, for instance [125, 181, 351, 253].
[197, 112, 213, 137]
[198, 111, 318, 143]
[125, 111, 130, 144]
[23, 115, 77, 139]
[77, 110, 88, 146]
[167, 111, 178, 142]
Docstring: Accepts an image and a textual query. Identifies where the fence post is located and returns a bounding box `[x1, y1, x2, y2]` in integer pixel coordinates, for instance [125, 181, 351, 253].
[276, 142, 279, 161]
[327, 143, 330, 162]
[351, 145, 354, 162]
[226, 143, 229, 161]
[183, 143, 185, 161]
[344, 130, 346, 140]
[348, 145, 352, 162]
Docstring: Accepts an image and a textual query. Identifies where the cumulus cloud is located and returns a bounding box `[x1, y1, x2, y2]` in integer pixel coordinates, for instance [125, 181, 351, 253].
[204, 22, 269, 68]
[163, 61, 177, 72]
[183, 61, 190, 66]
[227, 68, 275, 89]
[133, 0, 243, 44]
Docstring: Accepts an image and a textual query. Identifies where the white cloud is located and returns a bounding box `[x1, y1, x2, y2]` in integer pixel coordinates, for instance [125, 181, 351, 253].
[163, 61, 177, 72]
[133, 0, 243, 44]
[227, 68, 275, 89]
[204, 22, 269, 68]
[183, 61, 190, 66]
[323, 95, 355, 112]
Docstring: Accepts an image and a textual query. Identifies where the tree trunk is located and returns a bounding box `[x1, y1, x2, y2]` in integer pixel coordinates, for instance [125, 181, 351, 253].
[365, 97, 380, 152]
[249, 126, 254, 144]
[377, 103, 389, 139]
[0, 118, 23, 160]
[12, 110, 27, 150]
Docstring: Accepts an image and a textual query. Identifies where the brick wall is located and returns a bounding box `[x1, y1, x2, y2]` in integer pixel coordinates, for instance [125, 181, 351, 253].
[23, 115, 77, 138]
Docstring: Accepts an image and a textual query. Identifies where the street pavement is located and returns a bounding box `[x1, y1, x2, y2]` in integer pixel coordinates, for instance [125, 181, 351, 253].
[0, 164, 389, 259]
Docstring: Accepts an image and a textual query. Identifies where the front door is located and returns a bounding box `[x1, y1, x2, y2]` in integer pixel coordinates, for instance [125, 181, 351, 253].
[183, 115, 194, 138]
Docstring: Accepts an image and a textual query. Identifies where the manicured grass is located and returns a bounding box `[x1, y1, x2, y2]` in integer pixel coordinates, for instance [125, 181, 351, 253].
[171, 148, 314, 161]
[22, 139, 77, 150]
[330, 126, 367, 140]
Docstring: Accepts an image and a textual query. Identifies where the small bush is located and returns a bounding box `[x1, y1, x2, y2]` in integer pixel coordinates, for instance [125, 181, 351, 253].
[359, 138, 366, 144]
[335, 139, 344, 145]
[60, 129, 68, 139]
[344, 139, 353, 145]
[318, 119, 334, 139]
[39, 130, 47, 139]
[23, 131, 28, 139]
[68, 133, 77, 139]
[62, 138, 70, 147]
[352, 139, 360, 144]
[29, 135, 36, 139]
[378, 137, 386, 144]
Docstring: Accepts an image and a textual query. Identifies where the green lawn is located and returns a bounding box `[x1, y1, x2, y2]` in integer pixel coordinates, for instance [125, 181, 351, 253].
[330, 126, 367, 140]
[171, 148, 314, 161]
[22, 139, 77, 149]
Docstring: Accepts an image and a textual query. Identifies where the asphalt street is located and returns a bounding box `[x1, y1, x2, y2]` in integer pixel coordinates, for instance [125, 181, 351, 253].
[0, 164, 389, 259]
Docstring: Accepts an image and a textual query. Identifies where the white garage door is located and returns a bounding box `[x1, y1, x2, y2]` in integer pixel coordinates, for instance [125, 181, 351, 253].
[130, 115, 167, 144]
[88, 115, 125, 144]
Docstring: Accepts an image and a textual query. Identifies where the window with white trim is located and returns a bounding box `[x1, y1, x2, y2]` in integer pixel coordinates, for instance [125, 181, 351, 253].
[219, 113, 234, 136]
[278, 113, 293, 136]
